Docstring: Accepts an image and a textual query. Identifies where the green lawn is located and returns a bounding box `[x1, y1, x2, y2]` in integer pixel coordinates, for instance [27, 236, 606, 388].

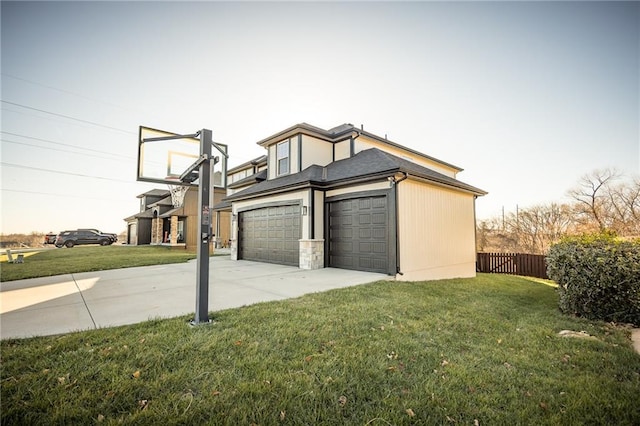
[0, 246, 198, 282]
[2, 274, 639, 425]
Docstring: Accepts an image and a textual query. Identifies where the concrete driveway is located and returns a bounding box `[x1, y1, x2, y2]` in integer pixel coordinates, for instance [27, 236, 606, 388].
[0, 256, 389, 339]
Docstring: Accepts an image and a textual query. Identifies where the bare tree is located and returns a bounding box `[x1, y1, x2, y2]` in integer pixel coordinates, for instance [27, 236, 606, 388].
[507, 203, 573, 254]
[606, 176, 640, 236]
[567, 168, 621, 231]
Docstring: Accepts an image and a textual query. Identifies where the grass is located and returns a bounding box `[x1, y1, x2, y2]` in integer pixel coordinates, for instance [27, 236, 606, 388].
[2, 274, 639, 425]
[0, 246, 198, 282]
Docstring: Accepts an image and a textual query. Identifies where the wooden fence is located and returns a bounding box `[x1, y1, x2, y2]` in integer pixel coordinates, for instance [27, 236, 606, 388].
[476, 252, 548, 279]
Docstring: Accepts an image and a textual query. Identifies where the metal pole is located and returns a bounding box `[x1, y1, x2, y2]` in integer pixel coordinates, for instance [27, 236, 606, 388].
[193, 128, 212, 324]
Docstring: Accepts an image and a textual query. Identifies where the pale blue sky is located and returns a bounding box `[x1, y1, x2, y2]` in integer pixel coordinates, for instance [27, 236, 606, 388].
[1, 1, 638, 234]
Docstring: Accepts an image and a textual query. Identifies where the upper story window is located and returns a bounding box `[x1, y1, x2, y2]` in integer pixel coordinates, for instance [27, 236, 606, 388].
[276, 140, 290, 176]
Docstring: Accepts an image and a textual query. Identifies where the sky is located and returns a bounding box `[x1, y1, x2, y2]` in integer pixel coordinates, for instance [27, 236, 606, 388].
[1, 1, 638, 235]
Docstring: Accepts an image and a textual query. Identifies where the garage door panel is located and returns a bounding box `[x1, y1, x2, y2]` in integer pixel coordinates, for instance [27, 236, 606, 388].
[329, 196, 389, 274]
[238, 204, 301, 266]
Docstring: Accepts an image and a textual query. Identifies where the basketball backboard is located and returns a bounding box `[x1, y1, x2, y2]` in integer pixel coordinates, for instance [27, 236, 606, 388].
[137, 126, 227, 187]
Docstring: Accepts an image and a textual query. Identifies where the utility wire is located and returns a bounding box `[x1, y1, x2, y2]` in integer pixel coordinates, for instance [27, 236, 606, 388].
[0, 100, 135, 135]
[1, 139, 134, 163]
[0, 188, 132, 202]
[1, 131, 136, 160]
[1, 162, 134, 184]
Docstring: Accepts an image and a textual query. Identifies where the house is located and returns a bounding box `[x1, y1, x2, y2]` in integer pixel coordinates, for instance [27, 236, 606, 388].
[214, 123, 487, 281]
[125, 187, 230, 250]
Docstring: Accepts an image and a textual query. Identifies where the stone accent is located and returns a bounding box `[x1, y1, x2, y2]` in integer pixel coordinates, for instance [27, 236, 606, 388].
[151, 217, 163, 244]
[299, 239, 325, 270]
[230, 239, 238, 260]
[170, 216, 178, 244]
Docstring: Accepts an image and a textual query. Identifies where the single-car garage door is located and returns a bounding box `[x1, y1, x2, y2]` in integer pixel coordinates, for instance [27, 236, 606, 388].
[328, 196, 389, 273]
[238, 205, 301, 266]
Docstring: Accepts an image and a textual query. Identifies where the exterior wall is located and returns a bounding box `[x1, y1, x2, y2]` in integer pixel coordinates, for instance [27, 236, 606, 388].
[301, 135, 333, 170]
[267, 138, 298, 179]
[396, 179, 477, 281]
[325, 180, 390, 198]
[267, 144, 277, 179]
[355, 135, 458, 178]
[334, 139, 350, 161]
[290, 137, 300, 174]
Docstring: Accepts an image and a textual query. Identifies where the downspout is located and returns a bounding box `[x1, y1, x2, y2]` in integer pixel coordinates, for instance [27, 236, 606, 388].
[350, 130, 361, 156]
[394, 172, 408, 276]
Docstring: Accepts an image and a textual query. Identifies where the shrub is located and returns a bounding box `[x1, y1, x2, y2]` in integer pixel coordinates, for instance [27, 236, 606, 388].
[546, 233, 640, 326]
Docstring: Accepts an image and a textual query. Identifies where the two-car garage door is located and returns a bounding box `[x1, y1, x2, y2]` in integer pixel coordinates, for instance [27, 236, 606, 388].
[237, 195, 391, 273]
[238, 205, 301, 266]
[328, 196, 389, 274]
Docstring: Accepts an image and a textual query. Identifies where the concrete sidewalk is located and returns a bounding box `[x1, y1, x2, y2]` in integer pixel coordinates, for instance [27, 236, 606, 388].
[0, 256, 389, 339]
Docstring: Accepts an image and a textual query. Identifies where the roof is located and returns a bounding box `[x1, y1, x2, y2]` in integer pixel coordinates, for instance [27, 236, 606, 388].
[228, 169, 267, 189]
[221, 148, 486, 204]
[227, 155, 267, 174]
[124, 208, 155, 221]
[255, 122, 463, 172]
[137, 189, 170, 198]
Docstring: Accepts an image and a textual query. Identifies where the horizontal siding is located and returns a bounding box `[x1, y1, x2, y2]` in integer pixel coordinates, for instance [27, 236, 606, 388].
[397, 179, 476, 281]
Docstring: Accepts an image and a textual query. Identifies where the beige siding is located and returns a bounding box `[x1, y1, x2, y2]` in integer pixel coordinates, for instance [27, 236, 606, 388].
[397, 179, 476, 281]
[290, 137, 299, 174]
[334, 140, 350, 161]
[267, 144, 277, 180]
[325, 180, 390, 198]
[301, 135, 333, 169]
[355, 135, 458, 178]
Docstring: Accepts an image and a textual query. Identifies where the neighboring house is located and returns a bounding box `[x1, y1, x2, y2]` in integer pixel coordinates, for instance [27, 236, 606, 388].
[214, 122, 487, 281]
[125, 187, 230, 250]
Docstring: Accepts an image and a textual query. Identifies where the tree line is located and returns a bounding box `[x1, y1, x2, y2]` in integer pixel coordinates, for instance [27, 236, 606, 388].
[477, 169, 640, 254]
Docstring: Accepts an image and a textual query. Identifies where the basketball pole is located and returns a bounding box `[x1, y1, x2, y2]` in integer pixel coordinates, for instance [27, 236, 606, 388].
[193, 128, 212, 325]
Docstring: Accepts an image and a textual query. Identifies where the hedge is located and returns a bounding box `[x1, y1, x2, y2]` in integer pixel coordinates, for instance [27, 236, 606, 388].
[546, 234, 640, 326]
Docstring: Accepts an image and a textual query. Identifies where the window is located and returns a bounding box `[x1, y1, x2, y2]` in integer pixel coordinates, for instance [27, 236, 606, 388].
[276, 140, 290, 176]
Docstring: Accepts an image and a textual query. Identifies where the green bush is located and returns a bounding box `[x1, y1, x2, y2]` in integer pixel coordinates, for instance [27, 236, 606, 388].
[546, 234, 640, 326]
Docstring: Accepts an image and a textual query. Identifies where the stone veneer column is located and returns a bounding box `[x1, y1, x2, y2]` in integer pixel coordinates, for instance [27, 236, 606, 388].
[230, 239, 238, 260]
[151, 217, 163, 244]
[299, 239, 325, 270]
[170, 216, 178, 244]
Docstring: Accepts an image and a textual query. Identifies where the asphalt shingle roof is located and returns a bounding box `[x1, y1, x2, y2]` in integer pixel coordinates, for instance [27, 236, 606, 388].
[221, 148, 486, 204]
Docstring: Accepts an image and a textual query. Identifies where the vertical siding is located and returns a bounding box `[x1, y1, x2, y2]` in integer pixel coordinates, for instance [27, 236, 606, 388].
[397, 180, 476, 281]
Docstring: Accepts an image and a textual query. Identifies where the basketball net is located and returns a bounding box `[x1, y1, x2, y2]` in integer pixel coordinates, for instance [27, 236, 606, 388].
[167, 180, 188, 208]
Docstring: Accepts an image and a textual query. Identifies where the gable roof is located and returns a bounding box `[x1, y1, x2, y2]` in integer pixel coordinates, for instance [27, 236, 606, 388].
[137, 189, 170, 198]
[228, 169, 267, 190]
[219, 148, 486, 205]
[227, 155, 267, 174]
[255, 122, 463, 173]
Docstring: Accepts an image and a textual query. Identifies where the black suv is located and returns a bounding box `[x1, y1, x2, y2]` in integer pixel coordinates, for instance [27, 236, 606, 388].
[79, 229, 118, 243]
[55, 229, 115, 248]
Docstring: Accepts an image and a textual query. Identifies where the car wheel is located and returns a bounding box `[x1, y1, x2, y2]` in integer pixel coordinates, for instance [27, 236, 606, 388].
[100, 239, 110, 246]
[65, 241, 74, 248]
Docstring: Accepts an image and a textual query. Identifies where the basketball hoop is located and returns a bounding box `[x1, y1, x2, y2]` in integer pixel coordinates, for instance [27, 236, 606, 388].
[166, 178, 188, 208]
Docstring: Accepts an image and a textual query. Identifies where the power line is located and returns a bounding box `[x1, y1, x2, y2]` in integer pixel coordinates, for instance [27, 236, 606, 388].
[1, 162, 134, 184]
[1, 130, 136, 160]
[0, 100, 135, 135]
[1, 139, 134, 163]
[0, 188, 132, 203]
